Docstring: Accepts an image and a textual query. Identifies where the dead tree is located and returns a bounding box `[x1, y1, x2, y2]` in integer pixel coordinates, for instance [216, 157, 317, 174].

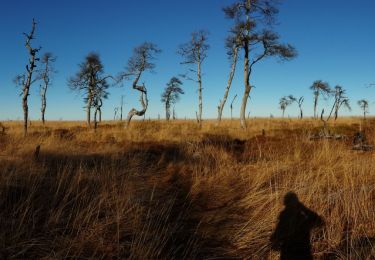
[288, 95, 304, 119]
[310, 80, 331, 119]
[217, 36, 239, 123]
[114, 107, 119, 120]
[223, 0, 296, 128]
[279, 96, 292, 118]
[230, 94, 237, 120]
[120, 95, 124, 121]
[333, 85, 351, 120]
[68, 53, 111, 128]
[297, 97, 304, 119]
[119, 42, 161, 128]
[161, 77, 184, 121]
[178, 30, 209, 127]
[14, 19, 41, 136]
[357, 99, 369, 119]
[319, 93, 344, 136]
[39, 52, 57, 125]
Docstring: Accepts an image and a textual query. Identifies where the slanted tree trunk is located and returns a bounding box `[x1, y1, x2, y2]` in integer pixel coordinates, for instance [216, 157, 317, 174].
[240, 42, 251, 129]
[217, 47, 238, 124]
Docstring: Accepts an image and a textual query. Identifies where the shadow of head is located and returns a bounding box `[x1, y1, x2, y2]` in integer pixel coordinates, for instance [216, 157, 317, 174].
[283, 191, 299, 207]
[271, 192, 324, 260]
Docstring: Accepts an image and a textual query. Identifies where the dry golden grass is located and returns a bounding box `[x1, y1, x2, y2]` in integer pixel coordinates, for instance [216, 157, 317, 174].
[0, 118, 374, 259]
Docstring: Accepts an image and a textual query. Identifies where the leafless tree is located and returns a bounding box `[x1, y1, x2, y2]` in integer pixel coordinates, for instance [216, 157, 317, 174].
[279, 96, 292, 118]
[178, 30, 209, 126]
[358, 99, 369, 119]
[223, 0, 296, 128]
[230, 94, 237, 120]
[114, 107, 119, 120]
[217, 36, 239, 123]
[310, 80, 331, 118]
[319, 89, 349, 135]
[39, 52, 57, 125]
[161, 77, 184, 121]
[68, 52, 112, 128]
[14, 18, 41, 136]
[287, 95, 304, 119]
[119, 42, 161, 128]
[333, 85, 351, 120]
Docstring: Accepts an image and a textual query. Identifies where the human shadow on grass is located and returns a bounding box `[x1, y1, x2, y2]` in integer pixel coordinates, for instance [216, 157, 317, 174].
[270, 192, 325, 260]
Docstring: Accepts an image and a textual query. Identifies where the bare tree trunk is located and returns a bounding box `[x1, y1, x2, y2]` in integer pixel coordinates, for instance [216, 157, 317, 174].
[240, 43, 251, 129]
[334, 102, 339, 120]
[217, 48, 238, 124]
[197, 58, 203, 126]
[231, 105, 233, 120]
[22, 94, 29, 136]
[282, 109, 285, 118]
[41, 90, 47, 125]
[299, 106, 303, 119]
[86, 96, 92, 128]
[40, 56, 50, 125]
[125, 70, 149, 128]
[126, 88, 148, 128]
[120, 95, 123, 121]
[165, 101, 170, 121]
[93, 107, 98, 130]
[98, 108, 102, 122]
[313, 95, 318, 119]
[21, 19, 40, 136]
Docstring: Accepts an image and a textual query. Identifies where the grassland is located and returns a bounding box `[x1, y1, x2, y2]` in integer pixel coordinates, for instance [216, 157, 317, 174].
[0, 118, 374, 259]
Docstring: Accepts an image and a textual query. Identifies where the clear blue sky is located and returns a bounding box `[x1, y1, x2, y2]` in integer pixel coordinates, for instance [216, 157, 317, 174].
[1, 0, 374, 121]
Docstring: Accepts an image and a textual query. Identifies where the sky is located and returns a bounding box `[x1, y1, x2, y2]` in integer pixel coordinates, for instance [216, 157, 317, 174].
[0, 0, 375, 121]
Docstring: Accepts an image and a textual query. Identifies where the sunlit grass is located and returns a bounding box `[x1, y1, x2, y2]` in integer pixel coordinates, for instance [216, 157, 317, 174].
[0, 118, 374, 258]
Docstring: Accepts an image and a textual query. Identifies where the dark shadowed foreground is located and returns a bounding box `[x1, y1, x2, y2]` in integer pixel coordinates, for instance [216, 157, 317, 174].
[0, 119, 374, 259]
